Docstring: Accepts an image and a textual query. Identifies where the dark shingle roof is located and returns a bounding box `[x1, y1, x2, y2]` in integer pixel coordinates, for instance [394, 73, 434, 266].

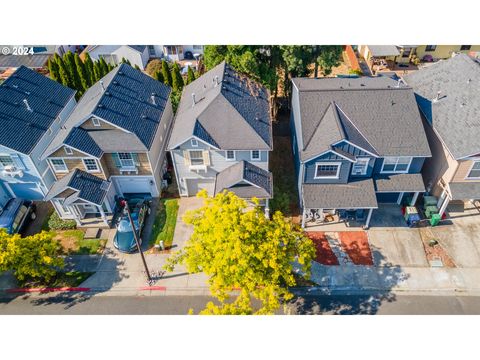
[45, 169, 110, 206]
[449, 182, 480, 200]
[214, 161, 273, 199]
[168, 61, 272, 150]
[374, 173, 426, 193]
[404, 54, 480, 159]
[292, 77, 431, 160]
[0, 54, 51, 69]
[64, 127, 104, 158]
[128, 45, 147, 53]
[0, 66, 75, 154]
[303, 178, 378, 209]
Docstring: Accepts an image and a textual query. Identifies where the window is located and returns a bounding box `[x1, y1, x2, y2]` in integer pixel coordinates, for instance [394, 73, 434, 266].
[225, 150, 235, 161]
[92, 118, 101, 127]
[148, 45, 156, 56]
[64, 146, 73, 155]
[402, 48, 412, 58]
[189, 150, 204, 166]
[191, 139, 198, 147]
[314, 162, 341, 179]
[118, 153, 135, 168]
[381, 157, 412, 173]
[352, 158, 369, 175]
[165, 46, 177, 55]
[467, 161, 480, 179]
[425, 45, 437, 52]
[50, 159, 68, 172]
[83, 158, 99, 172]
[460, 45, 471, 51]
[251, 150, 260, 161]
[0, 155, 14, 168]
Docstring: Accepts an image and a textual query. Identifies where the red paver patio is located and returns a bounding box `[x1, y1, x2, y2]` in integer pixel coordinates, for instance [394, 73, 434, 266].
[338, 231, 373, 265]
[307, 232, 339, 265]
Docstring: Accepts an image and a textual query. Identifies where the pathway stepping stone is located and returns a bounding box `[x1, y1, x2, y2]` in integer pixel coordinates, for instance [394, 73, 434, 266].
[84, 227, 100, 239]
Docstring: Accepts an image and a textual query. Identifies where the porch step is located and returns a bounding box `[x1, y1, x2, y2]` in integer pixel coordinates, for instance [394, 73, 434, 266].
[84, 227, 100, 239]
[325, 233, 352, 265]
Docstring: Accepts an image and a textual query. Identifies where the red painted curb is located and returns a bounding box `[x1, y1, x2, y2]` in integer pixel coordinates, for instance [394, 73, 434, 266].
[6, 287, 91, 293]
[139, 286, 167, 291]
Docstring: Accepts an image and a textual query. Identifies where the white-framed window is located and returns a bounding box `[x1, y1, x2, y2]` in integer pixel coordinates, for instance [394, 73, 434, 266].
[467, 161, 480, 179]
[92, 118, 101, 127]
[225, 150, 236, 161]
[118, 153, 135, 168]
[64, 146, 73, 155]
[50, 159, 68, 172]
[82, 158, 100, 172]
[251, 150, 260, 161]
[314, 162, 341, 179]
[351, 158, 369, 175]
[191, 139, 198, 147]
[189, 150, 204, 166]
[0, 155, 14, 169]
[381, 157, 412, 173]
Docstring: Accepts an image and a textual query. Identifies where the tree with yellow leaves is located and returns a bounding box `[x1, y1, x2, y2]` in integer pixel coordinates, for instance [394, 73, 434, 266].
[0, 229, 64, 283]
[164, 190, 315, 315]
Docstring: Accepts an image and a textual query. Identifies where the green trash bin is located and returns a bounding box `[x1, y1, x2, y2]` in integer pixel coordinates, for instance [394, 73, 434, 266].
[430, 213, 441, 226]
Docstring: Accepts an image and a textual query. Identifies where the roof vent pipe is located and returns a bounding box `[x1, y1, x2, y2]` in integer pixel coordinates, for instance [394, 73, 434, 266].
[396, 79, 402, 88]
[192, 93, 196, 107]
[23, 99, 33, 112]
[214, 75, 219, 87]
[433, 91, 441, 102]
[100, 80, 105, 92]
[150, 94, 156, 105]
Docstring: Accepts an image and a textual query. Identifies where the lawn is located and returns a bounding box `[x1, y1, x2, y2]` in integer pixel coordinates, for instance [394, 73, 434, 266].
[52, 229, 107, 255]
[149, 198, 179, 248]
[17, 271, 93, 288]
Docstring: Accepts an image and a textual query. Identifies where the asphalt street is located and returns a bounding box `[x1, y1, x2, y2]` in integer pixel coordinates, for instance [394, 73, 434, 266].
[1, 293, 480, 314]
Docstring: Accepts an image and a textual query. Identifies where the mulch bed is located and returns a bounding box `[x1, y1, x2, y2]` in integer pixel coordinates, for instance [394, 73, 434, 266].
[307, 232, 339, 265]
[338, 231, 374, 266]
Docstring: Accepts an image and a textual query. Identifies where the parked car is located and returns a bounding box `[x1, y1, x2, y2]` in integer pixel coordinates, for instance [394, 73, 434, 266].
[113, 198, 150, 253]
[0, 198, 36, 234]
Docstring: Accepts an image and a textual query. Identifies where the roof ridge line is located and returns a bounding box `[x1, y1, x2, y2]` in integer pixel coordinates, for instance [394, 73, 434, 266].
[303, 102, 338, 151]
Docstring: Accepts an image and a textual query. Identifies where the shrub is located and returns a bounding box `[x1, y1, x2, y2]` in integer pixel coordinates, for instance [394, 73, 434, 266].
[270, 189, 290, 215]
[145, 59, 163, 76]
[348, 68, 363, 76]
[48, 212, 77, 230]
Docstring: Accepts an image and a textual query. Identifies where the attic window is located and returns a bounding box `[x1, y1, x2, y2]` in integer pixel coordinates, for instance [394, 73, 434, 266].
[191, 139, 198, 147]
[64, 146, 73, 155]
[92, 118, 101, 127]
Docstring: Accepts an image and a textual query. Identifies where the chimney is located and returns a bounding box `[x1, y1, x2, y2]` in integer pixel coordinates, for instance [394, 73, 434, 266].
[433, 91, 441, 102]
[192, 93, 196, 107]
[23, 99, 33, 112]
[100, 80, 105, 92]
[150, 94, 156, 105]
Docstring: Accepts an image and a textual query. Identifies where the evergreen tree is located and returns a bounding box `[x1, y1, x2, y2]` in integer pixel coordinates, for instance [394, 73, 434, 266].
[121, 57, 131, 65]
[83, 52, 95, 86]
[63, 51, 76, 81]
[153, 70, 164, 84]
[99, 58, 109, 77]
[171, 62, 184, 92]
[107, 62, 115, 71]
[74, 53, 88, 92]
[47, 58, 60, 82]
[161, 60, 172, 87]
[93, 61, 103, 82]
[57, 56, 73, 89]
[134, 64, 141, 71]
[186, 66, 195, 84]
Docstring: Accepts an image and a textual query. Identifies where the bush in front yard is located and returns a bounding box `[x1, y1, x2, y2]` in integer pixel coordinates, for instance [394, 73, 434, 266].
[270, 188, 290, 215]
[48, 212, 77, 230]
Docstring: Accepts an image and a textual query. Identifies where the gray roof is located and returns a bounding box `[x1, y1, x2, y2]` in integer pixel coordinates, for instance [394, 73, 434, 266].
[449, 182, 480, 201]
[87, 129, 147, 152]
[366, 45, 400, 57]
[214, 161, 273, 199]
[292, 77, 431, 161]
[404, 54, 480, 159]
[0, 54, 51, 69]
[303, 178, 378, 209]
[43, 63, 170, 158]
[45, 169, 110, 206]
[374, 173, 426, 193]
[84, 45, 147, 54]
[168, 61, 272, 151]
[0, 66, 75, 154]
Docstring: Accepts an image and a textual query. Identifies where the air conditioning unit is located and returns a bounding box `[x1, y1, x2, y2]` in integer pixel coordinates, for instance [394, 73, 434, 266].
[2, 165, 24, 178]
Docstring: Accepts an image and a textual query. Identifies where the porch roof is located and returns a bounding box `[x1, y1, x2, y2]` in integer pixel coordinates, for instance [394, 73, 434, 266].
[374, 173, 426, 193]
[367, 45, 400, 57]
[303, 178, 378, 209]
[449, 182, 480, 201]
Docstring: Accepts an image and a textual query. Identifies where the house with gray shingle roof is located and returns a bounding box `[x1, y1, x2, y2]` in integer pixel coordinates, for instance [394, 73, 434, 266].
[404, 54, 480, 216]
[82, 45, 150, 70]
[42, 63, 173, 227]
[291, 76, 431, 228]
[168, 61, 273, 211]
[0, 66, 76, 201]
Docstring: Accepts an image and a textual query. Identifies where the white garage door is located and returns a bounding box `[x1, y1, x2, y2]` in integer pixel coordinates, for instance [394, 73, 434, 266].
[115, 177, 154, 195]
[187, 178, 215, 196]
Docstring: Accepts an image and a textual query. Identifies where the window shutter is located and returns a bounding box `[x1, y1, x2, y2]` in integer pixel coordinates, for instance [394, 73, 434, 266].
[112, 153, 122, 168]
[10, 154, 26, 170]
[183, 151, 191, 166]
[132, 153, 140, 166]
[203, 151, 210, 166]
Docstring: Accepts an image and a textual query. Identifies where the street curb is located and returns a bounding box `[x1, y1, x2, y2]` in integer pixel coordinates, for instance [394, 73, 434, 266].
[5, 287, 91, 293]
[139, 286, 167, 291]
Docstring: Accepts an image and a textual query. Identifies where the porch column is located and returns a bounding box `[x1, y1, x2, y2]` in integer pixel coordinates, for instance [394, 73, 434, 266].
[397, 192, 404, 205]
[301, 208, 306, 229]
[364, 208, 374, 229]
[318, 208, 324, 221]
[264, 199, 270, 219]
[438, 196, 450, 218]
[98, 205, 108, 226]
[410, 192, 420, 206]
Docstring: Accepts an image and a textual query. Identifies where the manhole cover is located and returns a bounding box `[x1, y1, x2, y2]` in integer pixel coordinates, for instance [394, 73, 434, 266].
[429, 259, 444, 267]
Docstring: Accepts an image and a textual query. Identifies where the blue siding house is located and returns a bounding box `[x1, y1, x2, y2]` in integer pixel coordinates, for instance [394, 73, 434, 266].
[0, 66, 76, 200]
[290, 76, 431, 228]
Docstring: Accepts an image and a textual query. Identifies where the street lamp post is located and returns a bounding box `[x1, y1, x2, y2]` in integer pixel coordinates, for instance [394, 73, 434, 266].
[120, 199, 152, 282]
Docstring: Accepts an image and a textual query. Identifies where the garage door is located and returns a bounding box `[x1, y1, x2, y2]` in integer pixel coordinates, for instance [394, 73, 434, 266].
[115, 177, 154, 195]
[187, 178, 215, 196]
[9, 182, 44, 200]
[376, 192, 401, 203]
